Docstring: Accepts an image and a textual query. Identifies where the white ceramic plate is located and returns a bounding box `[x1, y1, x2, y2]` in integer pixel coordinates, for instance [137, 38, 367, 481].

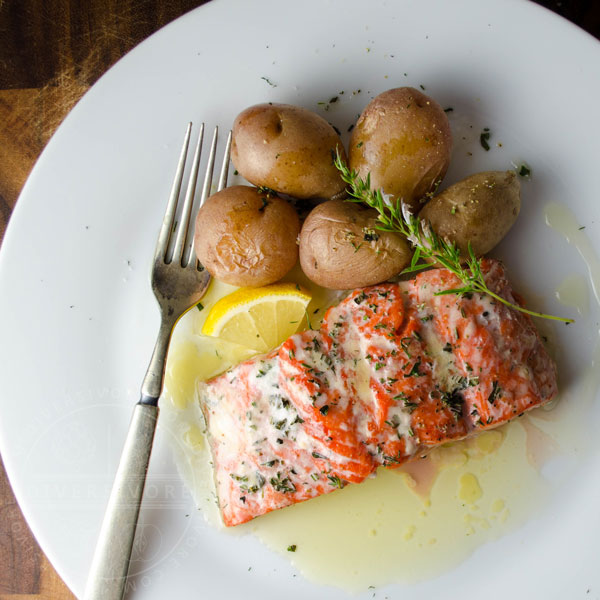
[1, 0, 600, 598]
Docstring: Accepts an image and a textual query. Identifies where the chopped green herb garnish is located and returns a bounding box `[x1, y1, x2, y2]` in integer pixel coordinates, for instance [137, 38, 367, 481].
[196, 302, 204, 311]
[257, 185, 276, 196]
[354, 291, 367, 305]
[261, 76, 277, 87]
[441, 389, 464, 419]
[363, 227, 379, 242]
[404, 358, 424, 378]
[480, 128, 491, 151]
[287, 544, 297, 552]
[403, 399, 418, 413]
[272, 419, 287, 431]
[240, 473, 266, 494]
[400, 337, 414, 358]
[327, 475, 346, 489]
[518, 163, 531, 178]
[488, 380, 502, 404]
[270, 473, 296, 493]
[304, 309, 313, 330]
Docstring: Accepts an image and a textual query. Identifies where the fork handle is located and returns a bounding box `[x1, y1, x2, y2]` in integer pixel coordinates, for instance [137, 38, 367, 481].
[83, 401, 159, 600]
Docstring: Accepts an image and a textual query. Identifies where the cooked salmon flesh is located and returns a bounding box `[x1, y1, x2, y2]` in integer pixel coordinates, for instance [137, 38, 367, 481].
[199, 259, 557, 526]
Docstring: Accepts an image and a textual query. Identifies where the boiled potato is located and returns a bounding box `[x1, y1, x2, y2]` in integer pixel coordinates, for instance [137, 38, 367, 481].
[349, 87, 452, 212]
[299, 199, 412, 289]
[194, 185, 300, 287]
[232, 103, 347, 200]
[418, 171, 520, 256]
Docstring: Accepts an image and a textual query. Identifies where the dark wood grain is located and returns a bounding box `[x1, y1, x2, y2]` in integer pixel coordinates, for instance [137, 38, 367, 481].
[0, 89, 43, 217]
[0, 0, 205, 89]
[0, 1, 597, 599]
[0, 456, 41, 594]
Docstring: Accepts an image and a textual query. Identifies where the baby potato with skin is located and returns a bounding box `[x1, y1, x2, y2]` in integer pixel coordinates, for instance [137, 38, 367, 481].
[299, 199, 412, 290]
[349, 87, 452, 212]
[194, 185, 300, 287]
[419, 170, 521, 257]
[232, 103, 347, 200]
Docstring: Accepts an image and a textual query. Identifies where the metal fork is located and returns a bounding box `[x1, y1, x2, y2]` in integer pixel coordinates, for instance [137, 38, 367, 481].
[84, 123, 231, 600]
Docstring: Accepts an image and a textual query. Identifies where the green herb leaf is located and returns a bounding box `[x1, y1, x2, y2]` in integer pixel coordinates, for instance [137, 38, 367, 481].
[332, 149, 573, 324]
[269, 473, 296, 493]
[404, 358, 424, 378]
[480, 128, 491, 151]
[261, 76, 277, 87]
[488, 380, 502, 404]
[518, 163, 531, 178]
[327, 475, 346, 489]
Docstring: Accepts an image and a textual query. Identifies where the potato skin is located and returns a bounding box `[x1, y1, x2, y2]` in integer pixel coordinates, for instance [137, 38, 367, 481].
[299, 199, 412, 290]
[349, 87, 452, 212]
[232, 103, 347, 200]
[194, 185, 300, 287]
[419, 171, 520, 256]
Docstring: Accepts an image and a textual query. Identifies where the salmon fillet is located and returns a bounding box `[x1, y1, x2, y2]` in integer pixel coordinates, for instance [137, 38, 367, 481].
[199, 259, 557, 526]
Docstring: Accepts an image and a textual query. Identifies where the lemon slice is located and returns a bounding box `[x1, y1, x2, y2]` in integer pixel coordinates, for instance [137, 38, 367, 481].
[201, 283, 312, 352]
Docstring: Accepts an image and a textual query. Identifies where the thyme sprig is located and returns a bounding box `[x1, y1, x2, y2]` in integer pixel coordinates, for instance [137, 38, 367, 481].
[334, 151, 573, 324]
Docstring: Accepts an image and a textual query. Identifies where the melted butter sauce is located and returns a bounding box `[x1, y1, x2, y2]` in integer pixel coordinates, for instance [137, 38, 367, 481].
[537, 202, 600, 453]
[545, 202, 600, 305]
[241, 425, 544, 589]
[159, 203, 600, 592]
[555, 274, 589, 317]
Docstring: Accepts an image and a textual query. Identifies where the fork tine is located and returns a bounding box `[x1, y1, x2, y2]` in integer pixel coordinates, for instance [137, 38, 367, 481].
[185, 127, 232, 268]
[217, 130, 232, 192]
[199, 126, 218, 208]
[155, 122, 192, 262]
[172, 123, 204, 266]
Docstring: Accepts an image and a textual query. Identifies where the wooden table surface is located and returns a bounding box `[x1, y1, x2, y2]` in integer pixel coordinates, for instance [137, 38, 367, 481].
[0, 1, 598, 598]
